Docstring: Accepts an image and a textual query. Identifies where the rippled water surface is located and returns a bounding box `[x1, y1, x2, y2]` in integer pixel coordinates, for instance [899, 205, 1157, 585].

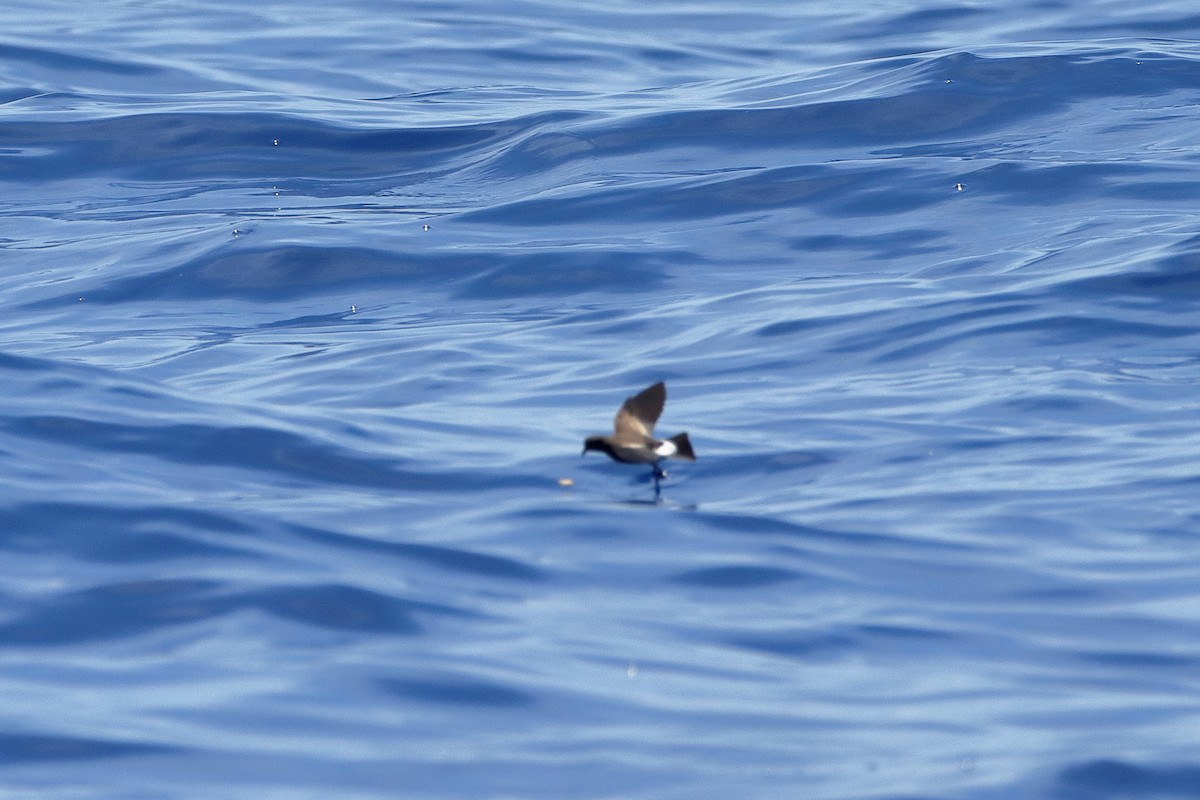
[4, 2, 1200, 798]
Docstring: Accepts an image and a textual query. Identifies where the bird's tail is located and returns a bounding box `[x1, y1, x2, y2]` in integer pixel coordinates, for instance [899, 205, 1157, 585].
[668, 432, 695, 461]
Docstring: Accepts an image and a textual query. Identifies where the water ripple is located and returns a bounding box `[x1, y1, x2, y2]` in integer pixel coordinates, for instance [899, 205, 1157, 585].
[5, 12, 1200, 800]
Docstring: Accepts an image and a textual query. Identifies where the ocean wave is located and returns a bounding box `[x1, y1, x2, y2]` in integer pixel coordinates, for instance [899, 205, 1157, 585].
[5, 10, 1200, 800]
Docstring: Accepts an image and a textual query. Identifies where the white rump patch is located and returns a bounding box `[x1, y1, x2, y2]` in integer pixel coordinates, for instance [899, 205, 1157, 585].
[654, 440, 677, 457]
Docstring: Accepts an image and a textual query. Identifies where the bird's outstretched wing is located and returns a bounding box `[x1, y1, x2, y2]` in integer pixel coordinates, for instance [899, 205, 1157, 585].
[612, 381, 665, 442]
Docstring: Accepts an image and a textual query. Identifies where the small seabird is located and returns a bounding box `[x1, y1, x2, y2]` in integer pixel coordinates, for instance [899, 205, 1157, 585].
[583, 381, 695, 491]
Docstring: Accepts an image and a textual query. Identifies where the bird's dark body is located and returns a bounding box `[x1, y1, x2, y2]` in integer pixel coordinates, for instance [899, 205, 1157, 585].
[584, 433, 694, 464]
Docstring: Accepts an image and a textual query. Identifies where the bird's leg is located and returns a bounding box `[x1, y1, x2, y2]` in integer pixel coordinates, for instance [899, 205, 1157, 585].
[651, 462, 667, 496]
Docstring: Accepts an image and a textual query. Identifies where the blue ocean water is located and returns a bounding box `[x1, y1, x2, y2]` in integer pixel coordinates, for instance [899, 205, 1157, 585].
[3, 1, 1200, 797]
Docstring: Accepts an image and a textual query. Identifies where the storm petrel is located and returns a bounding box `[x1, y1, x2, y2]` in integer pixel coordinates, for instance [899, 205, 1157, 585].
[582, 381, 695, 490]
